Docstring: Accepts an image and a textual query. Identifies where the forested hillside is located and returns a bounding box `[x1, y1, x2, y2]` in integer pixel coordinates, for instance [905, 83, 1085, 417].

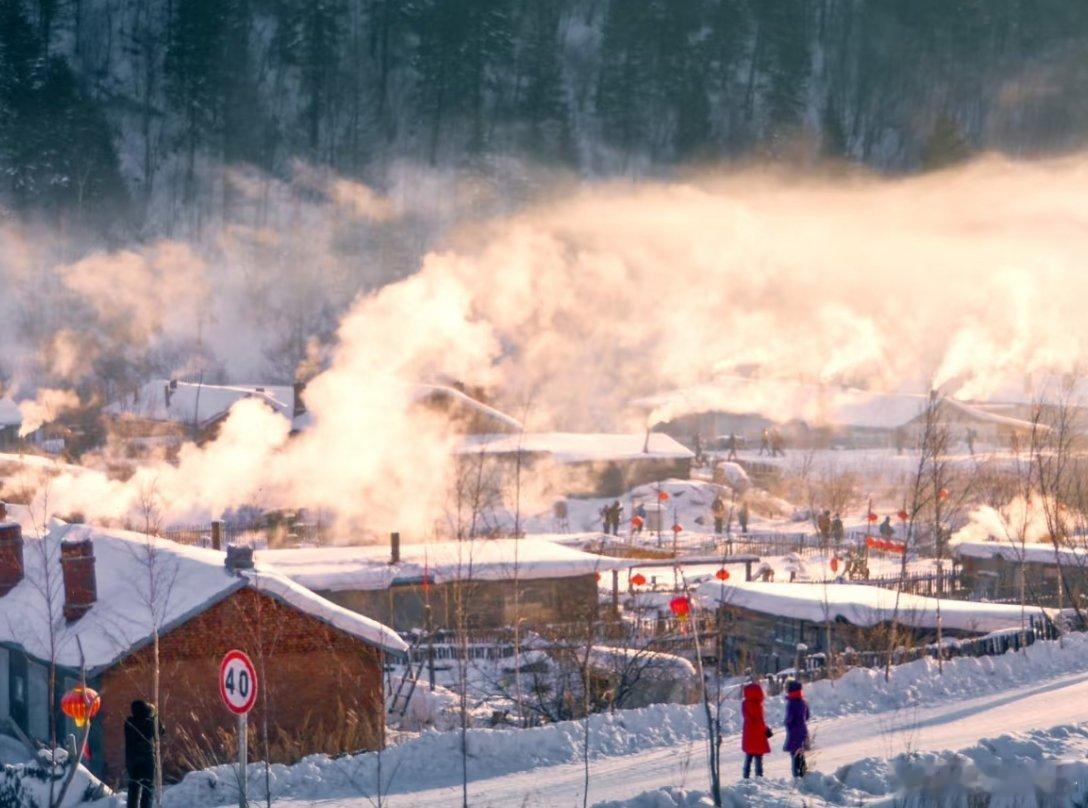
[3, 0, 1088, 236]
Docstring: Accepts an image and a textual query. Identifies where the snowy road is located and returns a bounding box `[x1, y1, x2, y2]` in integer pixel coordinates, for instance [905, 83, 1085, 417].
[304, 668, 1088, 807]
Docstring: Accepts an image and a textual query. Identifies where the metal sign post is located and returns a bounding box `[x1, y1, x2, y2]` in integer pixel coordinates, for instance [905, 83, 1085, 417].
[219, 650, 258, 808]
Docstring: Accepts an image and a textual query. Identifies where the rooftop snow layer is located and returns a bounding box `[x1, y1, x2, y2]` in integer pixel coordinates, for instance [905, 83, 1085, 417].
[632, 376, 1038, 432]
[0, 398, 21, 427]
[259, 537, 634, 592]
[696, 579, 1045, 633]
[104, 380, 293, 429]
[0, 523, 406, 672]
[455, 432, 694, 462]
[953, 539, 1085, 566]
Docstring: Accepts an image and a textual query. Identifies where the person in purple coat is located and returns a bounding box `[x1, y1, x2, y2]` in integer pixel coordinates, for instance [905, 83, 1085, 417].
[783, 680, 810, 777]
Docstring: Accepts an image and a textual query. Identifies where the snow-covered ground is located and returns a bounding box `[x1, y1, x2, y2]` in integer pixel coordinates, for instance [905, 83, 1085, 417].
[153, 632, 1088, 807]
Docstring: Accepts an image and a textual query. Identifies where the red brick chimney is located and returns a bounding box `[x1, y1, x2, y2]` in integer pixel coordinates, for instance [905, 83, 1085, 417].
[61, 536, 97, 621]
[0, 513, 24, 596]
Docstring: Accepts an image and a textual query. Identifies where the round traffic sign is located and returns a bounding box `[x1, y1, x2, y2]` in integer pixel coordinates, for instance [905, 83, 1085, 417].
[219, 650, 258, 715]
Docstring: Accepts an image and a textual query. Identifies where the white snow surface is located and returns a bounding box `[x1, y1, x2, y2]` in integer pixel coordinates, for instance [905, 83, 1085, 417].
[157, 631, 1088, 807]
[259, 536, 634, 592]
[0, 522, 405, 672]
[456, 431, 694, 462]
[696, 579, 1046, 633]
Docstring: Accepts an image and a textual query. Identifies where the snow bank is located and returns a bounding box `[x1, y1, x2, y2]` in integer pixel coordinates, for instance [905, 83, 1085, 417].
[598, 723, 1088, 807]
[456, 431, 694, 462]
[163, 631, 1088, 807]
[0, 748, 113, 808]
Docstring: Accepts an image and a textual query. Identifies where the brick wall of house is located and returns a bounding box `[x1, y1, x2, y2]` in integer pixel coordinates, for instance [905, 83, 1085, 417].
[96, 586, 384, 786]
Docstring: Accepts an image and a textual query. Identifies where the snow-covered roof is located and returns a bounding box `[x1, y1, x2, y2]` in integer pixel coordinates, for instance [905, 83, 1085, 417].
[0, 523, 406, 673]
[455, 432, 694, 463]
[259, 537, 634, 592]
[634, 376, 1045, 434]
[0, 398, 21, 428]
[953, 539, 1088, 567]
[289, 383, 520, 434]
[696, 580, 1045, 634]
[104, 380, 293, 429]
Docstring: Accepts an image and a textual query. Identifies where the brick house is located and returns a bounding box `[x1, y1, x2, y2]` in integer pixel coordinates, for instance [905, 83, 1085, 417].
[0, 519, 406, 786]
[261, 537, 633, 632]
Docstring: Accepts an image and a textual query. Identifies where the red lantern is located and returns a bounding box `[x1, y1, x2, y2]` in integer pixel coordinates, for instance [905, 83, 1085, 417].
[669, 595, 691, 620]
[938, 488, 950, 501]
[891, 541, 906, 554]
[830, 557, 839, 573]
[865, 535, 877, 549]
[658, 491, 670, 502]
[897, 509, 909, 522]
[631, 516, 644, 529]
[61, 686, 101, 729]
[867, 511, 878, 523]
[672, 523, 683, 534]
[715, 568, 730, 581]
[630, 572, 647, 587]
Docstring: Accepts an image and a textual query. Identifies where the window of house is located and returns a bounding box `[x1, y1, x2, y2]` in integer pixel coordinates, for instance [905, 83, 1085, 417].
[27, 661, 48, 740]
[0, 648, 8, 719]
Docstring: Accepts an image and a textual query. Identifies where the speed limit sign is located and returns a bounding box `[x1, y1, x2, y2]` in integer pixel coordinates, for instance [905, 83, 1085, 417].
[219, 650, 258, 715]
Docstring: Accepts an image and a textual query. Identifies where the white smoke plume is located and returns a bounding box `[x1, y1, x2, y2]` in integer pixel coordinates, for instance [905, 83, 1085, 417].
[6, 154, 1088, 536]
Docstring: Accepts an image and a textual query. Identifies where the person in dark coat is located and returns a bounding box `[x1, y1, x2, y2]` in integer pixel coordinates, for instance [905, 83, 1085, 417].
[124, 700, 163, 808]
[711, 495, 727, 534]
[830, 513, 844, 546]
[738, 500, 750, 534]
[879, 516, 894, 540]
[783, 681, 809, 778]
[741, 681, 771, 778]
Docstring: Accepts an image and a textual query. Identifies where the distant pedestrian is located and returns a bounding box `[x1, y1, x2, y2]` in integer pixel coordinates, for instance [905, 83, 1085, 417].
[125, 700, 163, 808]
[894, 427, 905, 455]
[738, 500, 750, 534]
[965, 427, 977, 455]
[771, 429, 785, 457]
[608, 501, 623, 536]
[830, 513, 844, 546]
[633, 503, 647, 535]
[817, 510, 831, 543]
[741, 681, 771, 779]
[711, 495, 727, 534]
[783, 681, 809, 778]
[726, 432, 739, 462]
[693, 433, 704, 464]
[759, 428, 771, 456]
[879, 516, 894, 540]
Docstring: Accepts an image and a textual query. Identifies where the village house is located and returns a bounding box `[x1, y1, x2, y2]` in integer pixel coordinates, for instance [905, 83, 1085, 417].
[696, 579, 1045, 675]
[633, 377, 1040, 452]
[954, 539, 1088, 608]
[102, 378, 301, 451]
[0, 518, 406, 786]
[455, 432, 694, 498]
[0, 398, 20, 450]
[260, 536, 633, 633]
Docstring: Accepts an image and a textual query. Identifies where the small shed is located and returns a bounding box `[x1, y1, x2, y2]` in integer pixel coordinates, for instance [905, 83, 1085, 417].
[954, 539, 1088, 607]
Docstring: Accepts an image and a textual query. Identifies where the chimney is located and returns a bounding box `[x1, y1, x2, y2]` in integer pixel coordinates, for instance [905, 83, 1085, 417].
[61, 536, 97, 622]
[211, 520, 223, 551]
[0, 518, 24, 596]
[292, 380, 307, 419]
[390, 532, 401, 565]
[225, 544, 254, 573]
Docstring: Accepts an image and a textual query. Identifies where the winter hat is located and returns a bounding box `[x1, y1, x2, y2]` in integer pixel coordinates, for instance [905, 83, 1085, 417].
[786, 680, 803, 694]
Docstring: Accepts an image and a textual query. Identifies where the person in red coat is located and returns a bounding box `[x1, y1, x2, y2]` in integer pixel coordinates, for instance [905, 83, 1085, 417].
[741, 681, 771, 778]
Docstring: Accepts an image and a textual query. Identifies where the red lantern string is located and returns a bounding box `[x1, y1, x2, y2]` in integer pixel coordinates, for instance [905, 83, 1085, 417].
[715, 568, 730, 581]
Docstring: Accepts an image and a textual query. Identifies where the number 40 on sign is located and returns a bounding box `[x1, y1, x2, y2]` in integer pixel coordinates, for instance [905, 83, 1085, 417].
[219, 650, 258, 714]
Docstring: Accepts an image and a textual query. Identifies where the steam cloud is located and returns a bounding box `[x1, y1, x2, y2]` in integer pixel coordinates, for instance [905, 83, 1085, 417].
[5, 154, 1088, 536]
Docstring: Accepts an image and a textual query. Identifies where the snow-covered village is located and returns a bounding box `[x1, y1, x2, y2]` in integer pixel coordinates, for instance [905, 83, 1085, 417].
[6, 4, 1088, 808]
